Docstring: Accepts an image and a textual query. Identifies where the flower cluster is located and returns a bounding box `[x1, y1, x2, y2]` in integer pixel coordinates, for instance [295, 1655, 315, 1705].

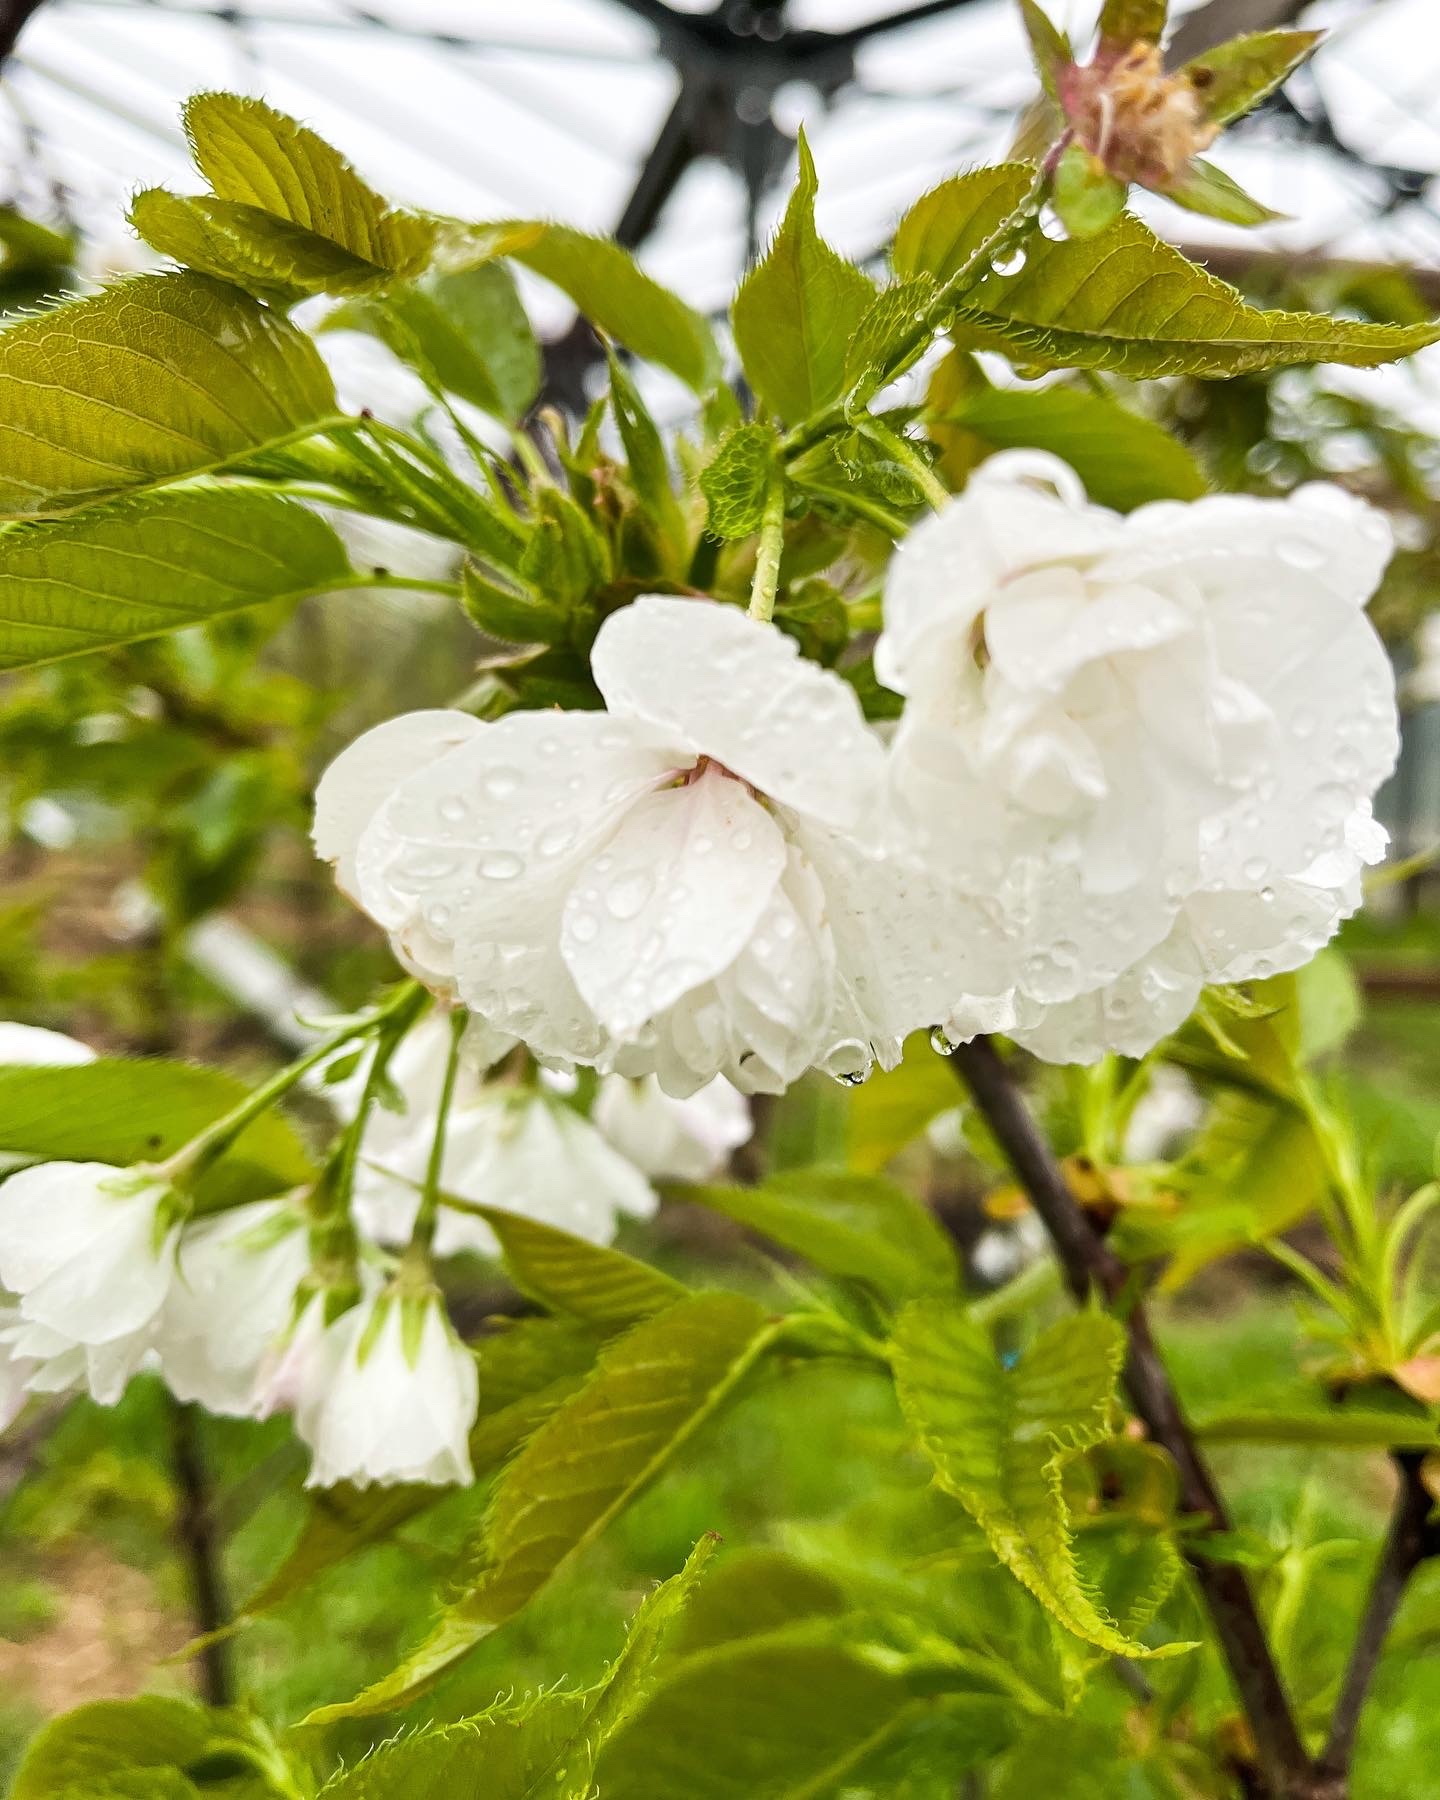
[317, 458, 1399, 1085]
[0, 1016, 750, 1484]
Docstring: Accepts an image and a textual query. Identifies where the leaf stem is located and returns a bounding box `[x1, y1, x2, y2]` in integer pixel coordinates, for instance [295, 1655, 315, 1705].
[944, 1037, 1314, 1800]
[405, 1005, 467, 1266]
[748, 473, 787, 622]
[153, 984, 420, 1189]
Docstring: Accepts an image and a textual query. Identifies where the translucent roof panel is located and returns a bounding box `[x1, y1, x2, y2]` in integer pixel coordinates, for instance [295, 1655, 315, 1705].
[2, 0, 1437, 321]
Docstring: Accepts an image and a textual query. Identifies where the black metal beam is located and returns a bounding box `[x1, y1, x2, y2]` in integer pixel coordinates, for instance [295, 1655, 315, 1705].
[0, 0, 48, 65]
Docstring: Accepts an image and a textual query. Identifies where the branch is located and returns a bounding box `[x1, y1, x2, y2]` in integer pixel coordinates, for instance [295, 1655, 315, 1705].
[1313, 1451, 1440, 1790]
[169, 1398, 234, 1708]
[948, 1038, 1313, 1799]
[0, 0, 46, 66]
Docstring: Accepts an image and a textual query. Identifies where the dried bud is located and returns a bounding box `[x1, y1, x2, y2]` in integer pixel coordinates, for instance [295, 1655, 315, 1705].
[1060, 40, 1217, 191]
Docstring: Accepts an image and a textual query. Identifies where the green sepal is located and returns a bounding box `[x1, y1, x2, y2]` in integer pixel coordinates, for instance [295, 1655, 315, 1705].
[1180, 27, 1323, 128]
[1052, 143, 1128, 240]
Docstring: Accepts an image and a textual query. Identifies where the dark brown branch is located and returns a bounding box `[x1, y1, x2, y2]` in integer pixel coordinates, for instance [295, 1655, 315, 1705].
[0, 0, 47, 66]
[948, 1038, 1313, 1799]
[1313, 1452, 1440, 1791]
[169, 1398, 234, 1708]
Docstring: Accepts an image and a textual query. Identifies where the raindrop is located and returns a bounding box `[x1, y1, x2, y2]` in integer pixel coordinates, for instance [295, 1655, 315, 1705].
[538, 821, 578, 858]
[606, 872, 653, 919]
[1243, 855, 1268, 882]
[478, 851, 523, 881]
[1260, 885, 1276, 904]
[568, 914, 598, 947]
[1291, 707, 1317, 740]
[438, 795, 470, 824]
[833, 1069, 868, 1088]
[930, 1024, 959, 1056]
[483, 768, 520, 801]
[991, 247, 1027, 277]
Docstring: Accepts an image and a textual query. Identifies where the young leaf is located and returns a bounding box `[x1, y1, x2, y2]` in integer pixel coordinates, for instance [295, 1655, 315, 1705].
[461, 561, 570, 647]
[181, 92, 434, 285]
[490, 223, 721, 392]
[608, 352, 688, 568]
[1096, 0, 1167, 45]
[930, 382, 1209, 509]
[130, 190, 396, 302]
[845, 1038, 964, 1174]
[699, 423, 778, 541]
[1017, 0, 1072, 98]
[9, 1698, 293, 1800]
[1163, 158, 1283, 227]
[0, 1057, 312, 1204]
[517, 485, 609, 610]
[1180, 28, 1322, 128]
[325, 263, 541, 421]
[592, 1641, 943, 1799]
[461, 1201, 687, 1330]
[892, 165, 1035, 288]
[317, 1693, 592, 1799]
[305, 1293, 777, 1720]
[843, 275, 940, 391]
[0, 486, 352, 671]
[0, 273, 338, 519]
[939, 213, 1440, 377]
[892, 1299, 1186, 1657]
[692, 1169, 960, 1303]
[731, 132, 876, 424]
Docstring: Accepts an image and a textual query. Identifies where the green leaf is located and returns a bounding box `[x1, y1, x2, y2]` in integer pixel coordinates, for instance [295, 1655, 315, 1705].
[461, 561, 569, 647]
[491, 223, 720, 392]
[0, 1057, 312, 1206]
[231, 1319, 598, 1626]
[10, 1698, 291, 1800]
[693, 1169, 959, 1303]
[592, 1641, 920, 1800]
[517, 484, 609, 613]
[1017, 0, 1072, 98]
[460, 1201, 687, 1330]
[1193, 1407, 1440, 1451]
[843, 275, 940, 391]
[845, 1036, 963, 1174]
[130, 189, 399, 303]
[699, 423, 778, 540]
[1051, 144, 1127, 241]
[892, 1300, 1185, 1657]
[892, 166, 1035, 288]
[1096, 0, 1167, 44]
[608, 352, 687, 569]
[0, 485, 352, 671]
[1163, 158, 1283, 228]
[669, 1548, 848, 1655]
[305, 1292, 777, 1720]
[318, 1693, 591, 1799]
[178, 92, 434, 289]
[933, 213, 1440, 378]
[934, 384, 1209, 510]
[731, 131, 876, 424]
[1180, 28, 1322, 127]
[325, 263, 540, 421]
[0, 272, 339, 519]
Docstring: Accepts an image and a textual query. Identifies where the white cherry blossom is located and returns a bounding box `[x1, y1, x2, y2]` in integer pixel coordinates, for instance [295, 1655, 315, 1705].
[251, 1285, 350, 1441]
[593, 1074, 752, 1182]
[300, 1288, 478, 1489]
[315, 596, 1007, 1094]
[880, 453, 1399, 1063]
[334, 1012, 656, 1254]
[158, 1198, 311, 1415]
[0, 1162, 181, 1405]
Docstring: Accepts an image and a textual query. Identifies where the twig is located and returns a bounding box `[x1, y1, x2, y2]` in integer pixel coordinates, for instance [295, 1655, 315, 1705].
[1313, 1452, 1440, 1791]
[947, 1039, 1313, 1799]
[169, 1398, 234, 1708]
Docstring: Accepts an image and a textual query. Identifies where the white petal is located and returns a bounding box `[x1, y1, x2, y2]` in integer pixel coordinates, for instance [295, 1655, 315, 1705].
[0, 1164, 176, 1344]
[0, 1024, 94, 1067]
[314, 710, 485, 898]
[561, 767, 786, 1039]
[1008, 952, 1203, 1064]
[594, 1076, 752, 1183]
[591, 595, 886, 828]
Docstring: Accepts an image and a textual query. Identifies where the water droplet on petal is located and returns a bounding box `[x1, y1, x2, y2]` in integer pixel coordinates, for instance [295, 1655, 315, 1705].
[478, 851, 523, 881]
[569, 911, 600, 944]
[538, 821, 578, 858]
[483, 768, 520, 801]
[1277, 536, 1325, 572]
[438, 795, 470, 824]
[606, 872, 653, 920]
[991, 247, 1027, 277]
[930, 1025, 959, 1056]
